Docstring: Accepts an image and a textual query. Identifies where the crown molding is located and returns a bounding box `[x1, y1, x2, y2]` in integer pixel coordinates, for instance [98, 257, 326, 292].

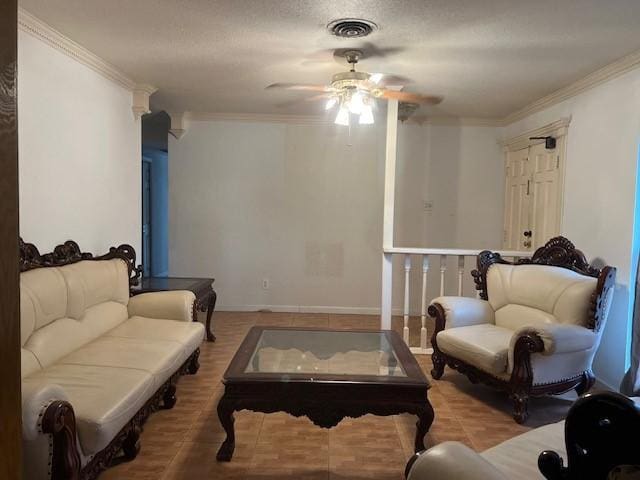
[186, 111, 337, 126]
[18, 8, 137, 91]
[132, 84, 158, 119]
[499, 116, 571, 151]
[413, 116, 502, 127]
[502, 49, 640, 126]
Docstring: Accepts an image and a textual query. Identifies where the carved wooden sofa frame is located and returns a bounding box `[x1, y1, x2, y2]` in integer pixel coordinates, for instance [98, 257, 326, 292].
[20, 238, 201, 480]
[428, 237, 616, 423]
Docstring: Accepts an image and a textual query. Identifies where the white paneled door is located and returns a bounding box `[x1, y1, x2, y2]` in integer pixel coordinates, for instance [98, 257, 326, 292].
[503, 142, 562, 251]
[504, 148, 531, 250]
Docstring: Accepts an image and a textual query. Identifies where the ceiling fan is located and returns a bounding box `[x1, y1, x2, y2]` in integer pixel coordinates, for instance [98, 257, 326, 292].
[267, 50, 443, 126]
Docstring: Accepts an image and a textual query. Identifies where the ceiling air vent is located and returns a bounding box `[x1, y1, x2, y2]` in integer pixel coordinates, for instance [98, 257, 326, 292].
[327, 18, 377, 38]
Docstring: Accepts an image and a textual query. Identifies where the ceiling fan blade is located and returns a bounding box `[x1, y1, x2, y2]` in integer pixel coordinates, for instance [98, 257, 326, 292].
[275, 93, 332, 109]
[379, 89, 443, 105]
[369, 73, 412, 86]
[266, 82, 331, 92]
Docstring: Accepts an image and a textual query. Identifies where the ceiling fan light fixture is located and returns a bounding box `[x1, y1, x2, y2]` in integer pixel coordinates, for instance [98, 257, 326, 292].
[335, 106, 350, 126]
[348, 91, 364, 115]
[359, 104, 374, 125]
[325, 97, 338, 110]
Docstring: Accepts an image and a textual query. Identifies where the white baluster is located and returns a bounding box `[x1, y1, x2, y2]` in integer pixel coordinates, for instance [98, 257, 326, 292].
[420, 255, 429, 351]
[403, 255, 411, 344]
[439, 255, 447, 297]
[457, 255, 465, 296]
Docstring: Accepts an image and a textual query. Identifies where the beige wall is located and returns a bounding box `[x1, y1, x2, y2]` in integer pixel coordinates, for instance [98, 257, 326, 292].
[169, 119, 503, 313]
[501, 68, 640, 389]
[17, 30, 141, 255]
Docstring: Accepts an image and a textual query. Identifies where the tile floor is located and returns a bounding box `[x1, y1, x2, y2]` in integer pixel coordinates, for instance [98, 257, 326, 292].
[100, 312, 574, 480]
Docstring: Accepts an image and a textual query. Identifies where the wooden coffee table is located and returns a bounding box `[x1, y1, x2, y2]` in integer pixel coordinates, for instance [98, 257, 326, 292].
[216, 326, 434, 461]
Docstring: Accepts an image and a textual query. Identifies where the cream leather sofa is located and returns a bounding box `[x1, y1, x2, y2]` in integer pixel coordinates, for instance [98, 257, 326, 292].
[19, 240, 205, 480]
[429, 237, 616, 423]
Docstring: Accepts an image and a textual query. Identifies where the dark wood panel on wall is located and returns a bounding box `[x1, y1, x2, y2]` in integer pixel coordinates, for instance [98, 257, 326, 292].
[0, 0, 22, 478]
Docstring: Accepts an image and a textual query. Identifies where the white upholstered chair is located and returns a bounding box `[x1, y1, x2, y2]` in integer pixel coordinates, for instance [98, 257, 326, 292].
[428, 237, 616, 423]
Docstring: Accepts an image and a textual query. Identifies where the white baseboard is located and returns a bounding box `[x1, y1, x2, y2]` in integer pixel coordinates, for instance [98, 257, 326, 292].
[217, 304, 426, 316]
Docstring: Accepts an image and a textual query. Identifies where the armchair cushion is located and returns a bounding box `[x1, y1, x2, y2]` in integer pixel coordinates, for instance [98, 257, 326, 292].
[494, 304, 555, 331]
[408, 442, 508, 480]
[437, 324, 513, 375]
[127, 290, 196, 322]
[487, 264, 596, 326]
[432, 297, 495, 329]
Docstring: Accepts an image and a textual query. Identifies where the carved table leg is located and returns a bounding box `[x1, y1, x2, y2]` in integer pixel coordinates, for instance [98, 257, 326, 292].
[206, 289, 217, 342]
[216, 396, 236, 461]
[414, 401, 435, 452]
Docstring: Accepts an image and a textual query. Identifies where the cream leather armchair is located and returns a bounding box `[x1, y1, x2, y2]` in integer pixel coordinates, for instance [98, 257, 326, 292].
[429, 237, 616, 423]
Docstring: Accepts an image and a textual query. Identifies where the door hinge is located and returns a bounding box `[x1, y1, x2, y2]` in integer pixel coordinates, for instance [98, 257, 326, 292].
[526, 179, 530, 195]
[556, 155, 560, 169]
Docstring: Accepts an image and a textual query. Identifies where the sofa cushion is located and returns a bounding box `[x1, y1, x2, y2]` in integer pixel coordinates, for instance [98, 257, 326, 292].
[106, 316, 205, 361]
[23, 364, 155, 455]
[487, 264, 596, 326]
[481, 421, 565, 479]
[20, 267, 68, 341]
[58, 259, 130, 319]
[22, 301, 128, 371]
[437, 324, 513, 375]
[58, 335, 186, 389]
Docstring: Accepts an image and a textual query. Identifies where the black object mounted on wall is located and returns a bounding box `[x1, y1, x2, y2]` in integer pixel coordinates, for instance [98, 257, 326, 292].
[529, 136, 557, 149]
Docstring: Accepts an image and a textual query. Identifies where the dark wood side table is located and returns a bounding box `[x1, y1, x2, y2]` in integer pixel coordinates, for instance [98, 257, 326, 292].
[131, 277, 217, 342]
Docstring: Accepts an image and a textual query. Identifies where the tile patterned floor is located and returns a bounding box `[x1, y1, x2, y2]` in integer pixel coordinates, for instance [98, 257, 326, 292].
[100, 312, 574, 480]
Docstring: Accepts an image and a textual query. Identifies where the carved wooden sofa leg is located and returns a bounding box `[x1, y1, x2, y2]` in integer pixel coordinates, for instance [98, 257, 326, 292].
[576, 370, 596, 396]
[427, 304, 446, 380]
[187, 347, 201, 375]
[162, 384, 177, 409]
[41, 401, 82, 480]
[121, 426, 141, 460]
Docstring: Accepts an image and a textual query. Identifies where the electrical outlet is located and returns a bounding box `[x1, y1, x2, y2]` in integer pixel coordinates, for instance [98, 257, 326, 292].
[262, 278, 269, 290]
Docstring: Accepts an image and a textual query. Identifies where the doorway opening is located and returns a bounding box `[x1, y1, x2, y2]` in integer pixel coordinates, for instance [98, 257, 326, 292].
[141, 111, 171, 276]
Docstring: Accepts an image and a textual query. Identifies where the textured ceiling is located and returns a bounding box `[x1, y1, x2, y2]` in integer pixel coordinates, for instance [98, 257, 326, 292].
[19, 0, 640, 118]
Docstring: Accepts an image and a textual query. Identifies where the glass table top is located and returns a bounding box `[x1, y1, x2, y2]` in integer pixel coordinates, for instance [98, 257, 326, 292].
[243, 329, 406, 377]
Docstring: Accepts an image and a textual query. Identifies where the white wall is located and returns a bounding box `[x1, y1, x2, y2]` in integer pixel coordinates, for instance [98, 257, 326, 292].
[169, 119, 503, 313]
[18, 30, 141, 255]
[501, 69, 640, 389]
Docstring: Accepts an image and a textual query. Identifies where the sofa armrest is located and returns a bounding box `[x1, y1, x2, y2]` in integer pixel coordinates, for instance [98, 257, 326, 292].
[22, 382, 70, 441]
[429, 297, 495, 330]
[510, 324, 597, 356]
[406, 442, 508, 480]
[128, 290, 196, 322]
[22, 382, 82, 480]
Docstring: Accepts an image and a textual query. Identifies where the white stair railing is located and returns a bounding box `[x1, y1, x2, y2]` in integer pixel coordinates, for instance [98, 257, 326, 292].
[382, 247, 530, 355]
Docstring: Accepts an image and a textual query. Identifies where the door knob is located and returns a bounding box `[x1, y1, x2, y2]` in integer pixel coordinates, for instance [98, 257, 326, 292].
[523, 230, 532, 237]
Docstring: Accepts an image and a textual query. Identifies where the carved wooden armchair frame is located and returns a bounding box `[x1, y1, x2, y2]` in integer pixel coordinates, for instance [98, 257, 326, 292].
[428, 236, 616, 423]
